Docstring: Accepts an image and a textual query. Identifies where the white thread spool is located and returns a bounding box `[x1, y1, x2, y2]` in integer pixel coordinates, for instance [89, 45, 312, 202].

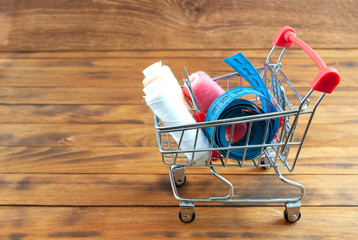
[143, 63, 210, 163]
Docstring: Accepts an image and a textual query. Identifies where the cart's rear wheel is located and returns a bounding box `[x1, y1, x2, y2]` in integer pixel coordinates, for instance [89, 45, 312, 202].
[260, 159, 271, 169]
[172, 166, 186, 187]
[179, 209, 195, 223]
[175, 176, 186, 187]
[284, 209, 301, 223]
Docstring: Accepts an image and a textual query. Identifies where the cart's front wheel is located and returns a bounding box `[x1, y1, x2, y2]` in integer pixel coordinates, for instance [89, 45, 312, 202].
[179, 209, 195, 223]
[284, 209, 301, 223]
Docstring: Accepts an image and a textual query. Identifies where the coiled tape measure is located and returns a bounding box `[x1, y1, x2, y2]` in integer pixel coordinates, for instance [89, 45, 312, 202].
[204, 53, 279, 161]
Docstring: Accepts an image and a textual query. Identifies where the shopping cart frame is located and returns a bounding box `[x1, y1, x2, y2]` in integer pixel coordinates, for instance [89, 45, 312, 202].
[151, 26, 340, 223]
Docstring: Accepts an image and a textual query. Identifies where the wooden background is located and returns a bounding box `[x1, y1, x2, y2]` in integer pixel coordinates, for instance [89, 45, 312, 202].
[0, 0, 357, 239]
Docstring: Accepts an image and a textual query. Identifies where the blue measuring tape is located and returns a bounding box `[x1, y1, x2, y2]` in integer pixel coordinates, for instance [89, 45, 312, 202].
[204, 53, 279, 161]
[224, 52, 272, 110]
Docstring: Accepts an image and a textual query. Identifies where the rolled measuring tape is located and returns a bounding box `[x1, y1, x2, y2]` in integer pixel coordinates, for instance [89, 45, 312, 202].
[224, 52, 285, 130]
[224, 52, 272, 104]
[204, 87, 279, 161]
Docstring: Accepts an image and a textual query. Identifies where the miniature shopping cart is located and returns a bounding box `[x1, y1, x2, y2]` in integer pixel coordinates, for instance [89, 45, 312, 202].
[151, 26, 340, 223]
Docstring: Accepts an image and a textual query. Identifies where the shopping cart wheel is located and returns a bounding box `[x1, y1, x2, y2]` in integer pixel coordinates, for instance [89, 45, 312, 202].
[284, 209, 301, 223]
[173, 166, 186, 187]
[260, 159, 271, 170]
[284, 201, 301, 223]
[179, 209, 195, 223]
[179, 202, 195, 223]
[175, 176, 186, 187]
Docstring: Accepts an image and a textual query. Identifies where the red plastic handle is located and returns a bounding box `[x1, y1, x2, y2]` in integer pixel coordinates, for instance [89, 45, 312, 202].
[272, 26, 340, 94]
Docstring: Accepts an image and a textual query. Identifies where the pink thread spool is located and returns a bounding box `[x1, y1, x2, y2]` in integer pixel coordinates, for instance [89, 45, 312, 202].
[226, 123, 247, 142]
[183, 71, 247, 142]
[183, 71, 225, 113]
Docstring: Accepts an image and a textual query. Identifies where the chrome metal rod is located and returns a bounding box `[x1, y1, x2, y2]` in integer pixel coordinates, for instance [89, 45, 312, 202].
[160, 141, 302, 155]
[276, 48, 286, 66]
[266, 45, 277, 64]
[183, 67, 200, 111]
[169, 165, 304, 204]
[274, 166, 305, 201]
[291, 93, 326, 171]
[225, 124, 236, 167]
[156, 109, 311, 132]
[281, 89, 313, 152]
[209, 166, 234, 200]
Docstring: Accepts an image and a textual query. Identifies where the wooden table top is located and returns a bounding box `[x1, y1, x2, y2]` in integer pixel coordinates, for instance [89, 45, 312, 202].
[0, 49, 357, 239]
[0, 0, 357, 239]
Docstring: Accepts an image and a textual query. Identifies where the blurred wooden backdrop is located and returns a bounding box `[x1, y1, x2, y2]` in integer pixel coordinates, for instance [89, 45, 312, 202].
[0, 0, 357, 239]
[0, 0, 357, 51]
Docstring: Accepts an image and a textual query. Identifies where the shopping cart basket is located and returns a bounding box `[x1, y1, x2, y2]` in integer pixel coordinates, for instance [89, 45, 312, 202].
[151, 26, 340, 223]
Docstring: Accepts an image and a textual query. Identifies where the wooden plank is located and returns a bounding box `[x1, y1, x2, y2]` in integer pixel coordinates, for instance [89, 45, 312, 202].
[0, 52, 354, 88]
[0, 87, 354, 105]
[0, 105, 153, 124]
[0, 206, 357, 239]
[0, 174, 356, 206]
[0, 147, 164, 174]
[0, 0, 356, 51]
[0, 122, 355, 148]
[0, 146, 357, 175]
[0, 86, 144, 104]
[1, 49, 358, 59]
[0, 104, 355, 125]
[0, 123, 156, 147]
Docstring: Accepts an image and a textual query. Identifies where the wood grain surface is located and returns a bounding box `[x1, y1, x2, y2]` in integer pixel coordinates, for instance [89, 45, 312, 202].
[0, 0, 357, 51]
[0, 207, 357, 240]
[0, 146, 356, 175]
[0, 49, 356, 239]
[0, 173, 356, 206]
[0, 1, 357, 239]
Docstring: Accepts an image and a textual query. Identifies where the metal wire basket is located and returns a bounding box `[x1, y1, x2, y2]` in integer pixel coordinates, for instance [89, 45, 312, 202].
[151, 26, 340, 223]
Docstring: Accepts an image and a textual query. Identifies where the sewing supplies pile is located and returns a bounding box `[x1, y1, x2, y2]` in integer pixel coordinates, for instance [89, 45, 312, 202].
[142, 26, 340, 224]
[142, 53, 278, 164]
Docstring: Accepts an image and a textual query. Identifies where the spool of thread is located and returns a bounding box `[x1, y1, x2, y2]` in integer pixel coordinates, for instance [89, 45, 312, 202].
[143, 64, 211, 163]
[143, 61, 190, 108]
[183, 71, 247, 142]
[225, 123, 248, 142]
[182, 71, 225, 113]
